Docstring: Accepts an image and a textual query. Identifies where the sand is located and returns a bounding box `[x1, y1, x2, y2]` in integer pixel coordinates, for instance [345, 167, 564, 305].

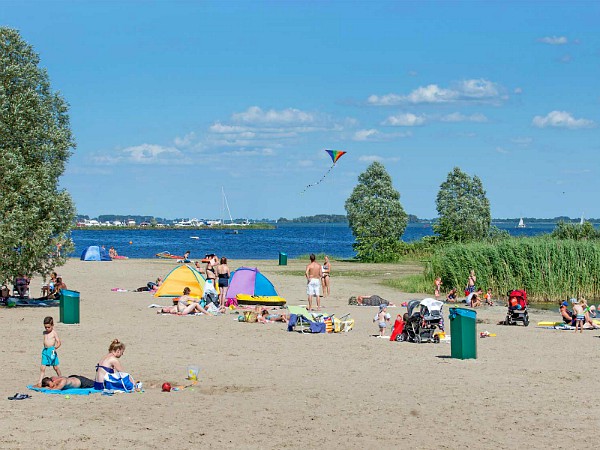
[1, 257, 597, 449]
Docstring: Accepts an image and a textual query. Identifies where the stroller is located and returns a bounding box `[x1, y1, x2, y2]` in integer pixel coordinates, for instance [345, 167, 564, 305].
[504, 289, 529, 326]
[397, 299, 444, 343]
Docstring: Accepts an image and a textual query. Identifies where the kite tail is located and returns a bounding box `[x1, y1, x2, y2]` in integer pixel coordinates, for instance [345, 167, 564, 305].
[301, 164, 335, 194]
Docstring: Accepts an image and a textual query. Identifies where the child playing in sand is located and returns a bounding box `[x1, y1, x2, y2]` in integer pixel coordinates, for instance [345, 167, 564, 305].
[484, 288, 494, 306]
[434, 277, 442, 300]
[573, 300, 585, 333]
[374, 305, 391, 336]
[37, 316, 61, 386]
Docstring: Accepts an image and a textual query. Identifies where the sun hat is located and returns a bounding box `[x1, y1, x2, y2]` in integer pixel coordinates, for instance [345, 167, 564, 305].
[561, 301, 569, 307]
[570, 298, 578, 304]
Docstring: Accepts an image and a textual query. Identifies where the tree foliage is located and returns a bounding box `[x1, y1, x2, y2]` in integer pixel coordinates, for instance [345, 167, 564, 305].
[434, 167, 491, 242]
[0, 27, 75, 280]
[551, 221, 600, 240]
[344, 162, 407, 261]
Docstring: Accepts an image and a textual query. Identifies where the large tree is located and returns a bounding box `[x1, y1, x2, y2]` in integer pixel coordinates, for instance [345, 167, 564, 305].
[345, 162, 407, 261]
[0, 27, 75, 281]
[434, 167, 491, 242]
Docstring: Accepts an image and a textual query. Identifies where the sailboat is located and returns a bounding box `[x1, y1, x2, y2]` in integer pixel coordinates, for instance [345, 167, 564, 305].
[221, 187, 248, 232]
[580, 214, 585, 225]
[517, 218, 526, 228]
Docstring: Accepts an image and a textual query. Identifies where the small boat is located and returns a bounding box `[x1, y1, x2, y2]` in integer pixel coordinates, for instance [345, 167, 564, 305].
[155, 251, 184, 260]
[517, 218, 526, 228]
[190, 236, 200, 239]
[225, 230, 239, 235]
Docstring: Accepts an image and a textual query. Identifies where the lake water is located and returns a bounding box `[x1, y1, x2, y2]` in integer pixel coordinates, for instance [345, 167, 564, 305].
[70, 222, 560, 260]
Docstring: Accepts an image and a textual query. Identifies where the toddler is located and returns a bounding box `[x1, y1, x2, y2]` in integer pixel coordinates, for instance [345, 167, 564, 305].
[434, 277, 442, 300]
[37, 316, 61, 386]
[484, 288, 494, 306]
[374, 305, 391, 336]
[573, 300, 585, 333]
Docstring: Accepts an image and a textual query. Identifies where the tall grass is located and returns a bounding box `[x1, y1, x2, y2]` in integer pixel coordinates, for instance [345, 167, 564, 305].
[423, 237, 600, 301]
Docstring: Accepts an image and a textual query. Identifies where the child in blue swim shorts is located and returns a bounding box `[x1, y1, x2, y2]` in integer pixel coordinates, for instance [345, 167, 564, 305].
[37, 316, 62, 386]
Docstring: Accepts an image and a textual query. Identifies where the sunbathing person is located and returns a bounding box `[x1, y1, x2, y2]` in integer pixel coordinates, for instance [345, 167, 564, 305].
[39, 375, 95, 390]
[158, 287, 211, 315]
[352, 295, 393, 307]
[257, 309, 288, 323]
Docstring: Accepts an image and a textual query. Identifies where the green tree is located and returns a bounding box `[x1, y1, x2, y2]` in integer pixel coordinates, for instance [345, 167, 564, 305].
[0, 27, 75, 281]
[434, 167, 491, 242]
[344, 162, 407, 261]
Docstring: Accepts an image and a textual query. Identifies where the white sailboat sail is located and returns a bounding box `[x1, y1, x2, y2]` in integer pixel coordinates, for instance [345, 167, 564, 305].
[517, 218, 525, 228]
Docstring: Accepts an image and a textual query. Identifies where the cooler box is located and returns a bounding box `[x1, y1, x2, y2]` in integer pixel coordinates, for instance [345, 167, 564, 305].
[60, 289, 80, 324]
[449, 307, 477, 359]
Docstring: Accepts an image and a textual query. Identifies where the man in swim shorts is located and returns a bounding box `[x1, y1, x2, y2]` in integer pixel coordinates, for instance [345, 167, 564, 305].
[305, 253, 322, 311]
[39, 375, 95, 390]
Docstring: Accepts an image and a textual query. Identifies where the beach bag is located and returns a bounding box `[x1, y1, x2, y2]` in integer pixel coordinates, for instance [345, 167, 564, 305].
[103, 372, 134, 392]
[243, 311, 258, 323]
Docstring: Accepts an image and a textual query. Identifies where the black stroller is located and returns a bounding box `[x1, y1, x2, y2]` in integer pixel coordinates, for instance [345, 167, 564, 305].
[397, 299, 444, 343]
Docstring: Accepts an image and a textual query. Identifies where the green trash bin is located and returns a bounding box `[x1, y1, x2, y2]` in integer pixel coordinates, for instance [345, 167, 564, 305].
[278, 252, 287, 266]
[449, 307, 477, 359]
[60, 289, 80, 324]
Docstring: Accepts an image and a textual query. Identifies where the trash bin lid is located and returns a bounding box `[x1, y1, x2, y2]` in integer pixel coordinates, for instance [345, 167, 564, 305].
[449, 307, 476, 319]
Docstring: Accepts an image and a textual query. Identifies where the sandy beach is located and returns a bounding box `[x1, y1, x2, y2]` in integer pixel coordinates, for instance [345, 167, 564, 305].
[1, 257, 597, 449]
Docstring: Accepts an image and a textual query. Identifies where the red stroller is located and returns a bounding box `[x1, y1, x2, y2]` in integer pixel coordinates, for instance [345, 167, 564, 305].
[504, 289, 529, 326]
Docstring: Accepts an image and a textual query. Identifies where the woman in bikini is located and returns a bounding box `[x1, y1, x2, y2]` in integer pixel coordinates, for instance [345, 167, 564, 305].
[94, 339, 128, 390]
[217, 256, 230, 308]
[321, 255, 331, 298]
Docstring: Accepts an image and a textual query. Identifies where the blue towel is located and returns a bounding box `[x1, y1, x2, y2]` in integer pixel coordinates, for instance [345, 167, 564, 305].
[287, 314, 298, 331]
[27, 385, 100, 395]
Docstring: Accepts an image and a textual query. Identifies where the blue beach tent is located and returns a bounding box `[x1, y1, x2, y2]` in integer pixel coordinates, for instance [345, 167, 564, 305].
[80, 246, 111, 261]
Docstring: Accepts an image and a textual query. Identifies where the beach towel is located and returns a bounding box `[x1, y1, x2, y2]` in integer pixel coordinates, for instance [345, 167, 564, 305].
[27, 385, 100, 395]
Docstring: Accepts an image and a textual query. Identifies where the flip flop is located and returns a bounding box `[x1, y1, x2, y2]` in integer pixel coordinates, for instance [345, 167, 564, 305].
[8, 393, 31, 400]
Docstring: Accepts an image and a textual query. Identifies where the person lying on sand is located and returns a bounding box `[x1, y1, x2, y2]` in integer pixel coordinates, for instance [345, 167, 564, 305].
[257, 309, 288, 323]
[39, 375, 95, 389]
[349, 295, 394, 307]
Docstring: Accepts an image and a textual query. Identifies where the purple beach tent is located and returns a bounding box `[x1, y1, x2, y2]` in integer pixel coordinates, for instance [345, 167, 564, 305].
[226, 267, 278, 300]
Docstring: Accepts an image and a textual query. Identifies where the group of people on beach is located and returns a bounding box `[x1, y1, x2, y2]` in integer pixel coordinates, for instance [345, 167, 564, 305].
[435, 270, 493, 308]
[36, 316, 134, 391]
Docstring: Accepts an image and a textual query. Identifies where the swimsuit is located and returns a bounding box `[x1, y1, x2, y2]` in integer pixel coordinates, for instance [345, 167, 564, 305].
[69, 375, 95, 389]
[322, 264, 330, 278]
[218, 272, 229, 288]
[94, 364, 115, 390]
[378, 321, 386, 329]
[41, 347, 59, 366]
[307, 278, 320, 296]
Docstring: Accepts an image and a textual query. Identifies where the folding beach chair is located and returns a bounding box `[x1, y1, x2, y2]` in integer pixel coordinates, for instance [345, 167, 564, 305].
[287, 305, 327, 333]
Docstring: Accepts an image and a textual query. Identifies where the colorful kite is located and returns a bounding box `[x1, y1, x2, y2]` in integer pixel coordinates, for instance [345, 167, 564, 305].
[301, 149, 347, 193]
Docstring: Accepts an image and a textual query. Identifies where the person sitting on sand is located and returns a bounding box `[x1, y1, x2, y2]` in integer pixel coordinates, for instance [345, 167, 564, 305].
[560, 300, 576, 325]
[560, 299, 599, 329]
[40, 375, 95, 390]
[94, 339, 132, 390]
[157, 287, 211, 315]
[257, 308, 288, 323]
[466, 289, 483, 307]
[446, 288, 458, 303]
[109, 247, 118, 258]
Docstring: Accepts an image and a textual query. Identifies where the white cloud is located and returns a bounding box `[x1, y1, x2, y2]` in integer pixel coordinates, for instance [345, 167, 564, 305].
[358, 155, 400, 163]
[173, 132, 196, 147]
[440, 112, 488, 123]
[538, 36, 568, 45]
[514, 87, 523, 94]
[532, 111, 595, 129]
[123, 144, 182, 164]
[353, 129, 379, 141]
[383, 113, 425, 126]
[495, 146, 509, 154]
[232, 106, 316, 125]
[368, 79, 502, 105]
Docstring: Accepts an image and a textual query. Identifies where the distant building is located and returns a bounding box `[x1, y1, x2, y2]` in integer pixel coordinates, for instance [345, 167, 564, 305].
[127, 219, 136, 226]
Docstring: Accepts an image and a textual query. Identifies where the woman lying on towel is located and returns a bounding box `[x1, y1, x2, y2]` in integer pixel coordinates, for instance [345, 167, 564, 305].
[257, 308, 288, 323]
[158, 287, 211, 315]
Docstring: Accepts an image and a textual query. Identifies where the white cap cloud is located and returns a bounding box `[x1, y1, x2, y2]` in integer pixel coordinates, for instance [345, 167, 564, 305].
[538, 36, 568, 45]
[532, 111, 594, 129]
[368, 79, 502, 105]
[383, 113, 425, 126]
[440, 112, 488, 123]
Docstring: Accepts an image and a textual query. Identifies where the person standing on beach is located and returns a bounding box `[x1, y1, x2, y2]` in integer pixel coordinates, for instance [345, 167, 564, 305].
[434, 277, 442, 299]
[466, 270, 476, 294]
[37, 316, 61, 386]
[305, 253, 322, 311]
[321, 255, 331, 298]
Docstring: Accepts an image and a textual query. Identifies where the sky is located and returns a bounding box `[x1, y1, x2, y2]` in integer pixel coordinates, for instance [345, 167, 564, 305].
[3, 1, 599, 220]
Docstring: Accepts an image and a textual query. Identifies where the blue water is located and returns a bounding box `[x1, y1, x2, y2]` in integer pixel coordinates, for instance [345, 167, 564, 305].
[70, 222, 559, 260]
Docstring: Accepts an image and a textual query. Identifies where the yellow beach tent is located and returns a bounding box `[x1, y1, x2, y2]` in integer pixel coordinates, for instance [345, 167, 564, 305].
[154, 264, 218, 298]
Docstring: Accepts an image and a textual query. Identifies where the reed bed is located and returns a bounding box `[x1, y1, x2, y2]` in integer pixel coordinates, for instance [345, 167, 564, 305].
[424, 238, 600, 301]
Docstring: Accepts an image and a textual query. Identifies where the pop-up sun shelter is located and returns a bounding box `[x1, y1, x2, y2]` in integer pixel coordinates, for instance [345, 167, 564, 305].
[80, 246, 111, 261]
[154, 264, 216, 298]
[227, 267, 285, 306]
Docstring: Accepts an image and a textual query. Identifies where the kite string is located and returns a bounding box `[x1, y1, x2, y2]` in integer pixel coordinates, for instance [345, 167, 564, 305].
[300, 164, 335, 194]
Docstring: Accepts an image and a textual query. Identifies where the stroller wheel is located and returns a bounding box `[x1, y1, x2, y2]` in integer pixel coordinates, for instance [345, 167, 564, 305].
[523, 313, 529, 327]
[433, 335, 440, 344]
[397, 333, 406, 342]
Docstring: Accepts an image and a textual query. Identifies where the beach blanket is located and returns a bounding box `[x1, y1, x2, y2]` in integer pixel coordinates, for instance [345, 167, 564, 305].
[27, 385, 100, 395]
[4, 298, 59, 307]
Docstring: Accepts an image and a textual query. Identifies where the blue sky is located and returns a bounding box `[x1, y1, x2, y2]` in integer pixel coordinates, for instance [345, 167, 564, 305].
[3, 1, 599, 220]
